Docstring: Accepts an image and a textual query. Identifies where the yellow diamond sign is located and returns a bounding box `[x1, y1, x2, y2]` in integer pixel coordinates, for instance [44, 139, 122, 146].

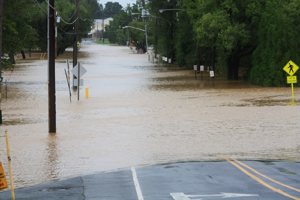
[283, 60, 299, 76]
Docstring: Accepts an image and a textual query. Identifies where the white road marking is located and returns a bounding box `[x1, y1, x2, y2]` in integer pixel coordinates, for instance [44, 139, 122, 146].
[170, 192, 259, 199]
[131, 167, 144, 200]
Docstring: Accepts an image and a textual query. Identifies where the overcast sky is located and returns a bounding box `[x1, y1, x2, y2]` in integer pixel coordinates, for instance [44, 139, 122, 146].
[98, 0, 136, 9]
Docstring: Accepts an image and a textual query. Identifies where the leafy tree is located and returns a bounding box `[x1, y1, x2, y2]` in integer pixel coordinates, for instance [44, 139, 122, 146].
[184, 0, 266, 80]
[2, 0, 38, 65]
[250, 0, 300, 86]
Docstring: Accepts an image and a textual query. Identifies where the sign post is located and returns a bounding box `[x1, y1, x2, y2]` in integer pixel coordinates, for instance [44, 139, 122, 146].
[194, 65, 197, 79]
[5, 130, 15, 199]
[210, 70, 215, 87]
[283, 60, 299, 101]
[207, 66, 210, 83]
[200, 65, 204, 81]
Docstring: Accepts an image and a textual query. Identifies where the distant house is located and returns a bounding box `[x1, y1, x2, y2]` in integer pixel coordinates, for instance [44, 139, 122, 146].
[88, 18, 113, 39]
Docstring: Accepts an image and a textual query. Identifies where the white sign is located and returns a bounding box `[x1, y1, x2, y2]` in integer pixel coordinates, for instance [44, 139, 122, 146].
[168, 59, 171, 63]
[194, 65, 197, 71]
[74, 79, 84, 87]
[200, 65, 204, 71]
[170, 193, 259, 200]
[71, 64, 87, 78]
[156, 54, 160, 58]
[210, 71, 214, 77]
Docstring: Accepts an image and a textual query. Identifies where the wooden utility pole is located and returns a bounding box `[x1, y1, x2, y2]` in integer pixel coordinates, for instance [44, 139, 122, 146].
[48, 0, 56, 133]
[54, 8, 57, 59]
[155, 16, 157, 58]
[0, 0, 3, 124]
[73, 0, 79, 88]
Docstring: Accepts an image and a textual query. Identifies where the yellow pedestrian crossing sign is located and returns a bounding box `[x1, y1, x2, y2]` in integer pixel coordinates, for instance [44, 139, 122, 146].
[283, 60, 299, 76]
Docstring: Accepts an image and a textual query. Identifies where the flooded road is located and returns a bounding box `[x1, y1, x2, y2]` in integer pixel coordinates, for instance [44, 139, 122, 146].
[0, 43, 299, 189]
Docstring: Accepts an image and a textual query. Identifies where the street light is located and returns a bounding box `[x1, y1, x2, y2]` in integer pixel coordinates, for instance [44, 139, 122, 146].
[123, 26, 148, 54]
[159, 9, 186, 13]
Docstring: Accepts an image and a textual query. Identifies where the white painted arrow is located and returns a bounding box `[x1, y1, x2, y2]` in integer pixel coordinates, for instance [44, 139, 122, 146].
[170, 192, 259, 200]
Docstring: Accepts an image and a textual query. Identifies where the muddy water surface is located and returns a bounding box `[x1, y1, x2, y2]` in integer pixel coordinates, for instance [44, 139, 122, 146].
[0, 44, 299, 189]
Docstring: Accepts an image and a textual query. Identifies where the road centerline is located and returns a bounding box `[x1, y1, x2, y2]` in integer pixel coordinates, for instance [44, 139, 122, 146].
[225, 158, 300, 200]
[233, 158, 300, 193]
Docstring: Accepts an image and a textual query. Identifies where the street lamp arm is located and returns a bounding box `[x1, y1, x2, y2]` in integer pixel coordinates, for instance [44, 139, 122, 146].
[159, 9, 187, 13]
[146, 14, 172, 25]
[123, 26, 145, 32]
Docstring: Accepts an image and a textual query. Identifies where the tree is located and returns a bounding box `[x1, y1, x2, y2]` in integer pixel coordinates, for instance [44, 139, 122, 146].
[183, 0, 266, 80]
[250, 0, 300, 86]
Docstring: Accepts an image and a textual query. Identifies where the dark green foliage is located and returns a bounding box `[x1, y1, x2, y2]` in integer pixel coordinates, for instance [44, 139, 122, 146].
[250, 1, 300, 86]
[174, 12, 196, 68]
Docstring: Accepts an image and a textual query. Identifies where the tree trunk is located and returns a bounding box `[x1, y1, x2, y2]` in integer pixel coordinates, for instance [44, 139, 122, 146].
[212, 46, 216, 71]
[21, 50, 26, 59]
[9, 52, 15, 64]
[227, 56, 240, 80]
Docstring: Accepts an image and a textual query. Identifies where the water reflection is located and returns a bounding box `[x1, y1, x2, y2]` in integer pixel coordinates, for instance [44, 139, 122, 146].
[44, 133, 59, 180]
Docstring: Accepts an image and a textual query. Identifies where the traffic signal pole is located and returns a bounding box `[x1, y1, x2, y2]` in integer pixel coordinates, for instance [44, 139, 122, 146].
[48, 0, 56, 133]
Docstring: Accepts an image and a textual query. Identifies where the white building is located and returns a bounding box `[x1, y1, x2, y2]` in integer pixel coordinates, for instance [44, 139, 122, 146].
[88, 18, 113, 39]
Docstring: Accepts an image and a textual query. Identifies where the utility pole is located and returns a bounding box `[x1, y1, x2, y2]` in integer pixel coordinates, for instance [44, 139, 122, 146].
[48, 0, 56, 133]
[0, 0, 3, 124]
[54, 8, 57, 59]
[102, 10, 104, 44]
[155, 16, 157, 58]
[170, 10, 174, 64]
[73, 0, 79, 88]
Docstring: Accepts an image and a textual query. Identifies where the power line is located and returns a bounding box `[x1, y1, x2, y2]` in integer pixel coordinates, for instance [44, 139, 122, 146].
[59, 16, 79, 25]
[43, 0, 79, 25]
[65, 2, 80, 21]
[32, 0, 47, 14]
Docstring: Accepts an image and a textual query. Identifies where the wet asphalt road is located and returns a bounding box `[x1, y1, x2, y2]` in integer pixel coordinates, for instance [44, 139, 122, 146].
[1, 160, 300, 200]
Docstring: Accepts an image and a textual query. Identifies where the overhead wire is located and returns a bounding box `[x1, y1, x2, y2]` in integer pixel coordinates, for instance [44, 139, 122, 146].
[32, 0, 47, 14]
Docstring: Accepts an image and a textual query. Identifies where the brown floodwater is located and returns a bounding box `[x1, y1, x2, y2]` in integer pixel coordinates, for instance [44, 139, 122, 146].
[0, 43, 299, 189]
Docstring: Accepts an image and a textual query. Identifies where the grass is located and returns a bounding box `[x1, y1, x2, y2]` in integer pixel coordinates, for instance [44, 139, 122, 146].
[93, 41, 116, 45]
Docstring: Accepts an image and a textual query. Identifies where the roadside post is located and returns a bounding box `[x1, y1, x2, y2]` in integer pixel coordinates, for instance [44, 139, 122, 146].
[64, 69, 71, 102]
[168, 58, 171, 69]
[210, 70, 215, 87]
[85, 87, 88, 98]
[71, 62, 87, 101]
[78, 62, 80, 100]
[194, 65, 197, 79]
[207, 66, 209, 83]
[283, 60, 299, 101]
[5, 130, 15, 200]
[67, 59, 70, 82]
[165, 57, 167, 67]
[200, 65, 204, 81]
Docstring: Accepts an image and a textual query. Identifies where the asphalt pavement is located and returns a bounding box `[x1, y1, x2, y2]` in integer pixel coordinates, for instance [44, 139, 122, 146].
[1, 160, 300, 200]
